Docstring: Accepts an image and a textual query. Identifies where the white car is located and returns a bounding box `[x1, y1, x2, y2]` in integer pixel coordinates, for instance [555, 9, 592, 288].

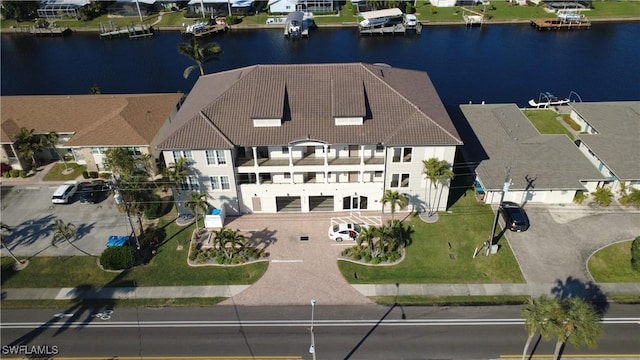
[328, 223, 365, 242]
[51, 180, 79, 204]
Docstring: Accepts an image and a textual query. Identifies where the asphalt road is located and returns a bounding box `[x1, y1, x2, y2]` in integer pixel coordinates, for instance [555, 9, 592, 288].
[0, 184, 130, 257]
[2, 305, 639, 359]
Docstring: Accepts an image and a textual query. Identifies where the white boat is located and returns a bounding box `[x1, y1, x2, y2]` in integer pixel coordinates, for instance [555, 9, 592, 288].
[528, 92, 570, 108]
[183, 21, 208, 35]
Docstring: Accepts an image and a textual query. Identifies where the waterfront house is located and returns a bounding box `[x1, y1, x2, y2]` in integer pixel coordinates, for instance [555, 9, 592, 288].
[459, 103, 606, 204]
[1, 93, 183, 174]
[268, 0, 333, 14]
[569, 101, 640, 193]
[157, 63, 462, 216]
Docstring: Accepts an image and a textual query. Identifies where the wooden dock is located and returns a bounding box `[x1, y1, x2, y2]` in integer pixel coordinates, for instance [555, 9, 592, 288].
[531, 18, 591, 31]
[192, 24, 228, 38]
[14, 25, 72, 37]
[99, 21, 153, 38]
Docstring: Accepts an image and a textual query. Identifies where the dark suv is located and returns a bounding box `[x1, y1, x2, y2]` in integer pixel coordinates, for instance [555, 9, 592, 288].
[79, 180, 110, 204]
[498, 201, 530, 232]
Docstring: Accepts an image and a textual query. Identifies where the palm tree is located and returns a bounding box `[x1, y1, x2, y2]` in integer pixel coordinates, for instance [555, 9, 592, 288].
[184, 191, 209, 232]
[422, 157, 455, 217]
[521, 295, 561, 360]
[1, 223, 22, 265]
[357, 225, 378, 249]
[380, 190, 408, 222]
[177, 37, 222, 79]
[14, 127, 44, 171]
[213, 227, 245, 259]
[550, 297, 602, 360]
[42, 131, 69, 171]
[165, 157, 190, 193]
[51, 219, 94, 256]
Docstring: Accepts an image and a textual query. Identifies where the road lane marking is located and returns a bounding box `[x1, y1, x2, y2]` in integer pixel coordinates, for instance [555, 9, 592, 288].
[271, 259, 303, 263]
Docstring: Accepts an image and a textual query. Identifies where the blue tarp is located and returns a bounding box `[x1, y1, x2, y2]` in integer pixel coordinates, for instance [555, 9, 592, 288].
[107, 235, 130, 247]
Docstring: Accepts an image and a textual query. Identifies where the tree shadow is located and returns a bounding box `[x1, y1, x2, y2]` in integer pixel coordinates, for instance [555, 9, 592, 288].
[242, 227, 278, 251]
[5, 270, 135, 347]
[75, 222, 96, 240]
[551, 276, 609, 316]
[6, 214, 56, 249]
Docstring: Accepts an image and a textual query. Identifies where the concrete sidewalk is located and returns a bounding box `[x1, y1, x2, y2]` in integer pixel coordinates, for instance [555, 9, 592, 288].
[2, 282, 639, 302]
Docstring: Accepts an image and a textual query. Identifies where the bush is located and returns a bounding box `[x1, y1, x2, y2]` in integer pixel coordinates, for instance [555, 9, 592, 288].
[631, 236, 640, 273]
[19, 170, 27, 178]
[226, 15, 239, 25]
[100, 246, 134, 270]
[2, 172, 10, 178]
[620, 188, 640, 208]
[144, 194, 162, 219]
[9, 169, 20, 177]
[562, 114, 581, 131]
[591, 187, 613, 207]
[89, 171, 99, 178]
[82, 171, 90, 179]
[573, 190, 586, 204]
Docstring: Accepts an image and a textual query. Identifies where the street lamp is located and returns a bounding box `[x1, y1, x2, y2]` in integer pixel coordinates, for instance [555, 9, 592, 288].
[309, 299, 316, 360]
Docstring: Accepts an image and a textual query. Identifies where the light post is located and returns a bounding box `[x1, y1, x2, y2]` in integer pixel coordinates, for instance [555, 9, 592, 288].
[486, 167, 511, 256]
[309, 299, 316, 360]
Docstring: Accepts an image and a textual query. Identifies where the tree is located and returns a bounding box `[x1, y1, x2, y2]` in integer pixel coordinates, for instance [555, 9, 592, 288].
[631, 236, 640, 273]
[14, 127, 44, 171]
[550, 297, 602, 360]
[42, 132, 69, 171]
[422, 158, 455, 217]
[0, 223, 22, 265]
[521, 295, 561, 360]
[0, 1, 39, 21]
[51, 219, 94, 256]
[164, 157, 190, 193]
[184, 191, 209, 232]
[177, 37, 222, 79]
[213, 227, 245, 260]
[104, 148, 151, 179]
[357, 225, 378, 249]
[381, 190, 408, 222]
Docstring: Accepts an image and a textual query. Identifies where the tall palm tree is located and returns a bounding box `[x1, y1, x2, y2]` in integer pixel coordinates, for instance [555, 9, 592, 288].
[550, 297, 602, 360]
[177, 37, 222, 79]
[1, 223, 22, 265]
[165, 157, 190, 193]
[51, 219, 94, 256]
[184, 191, 209, 232]
[42, 131, 69, 171]
[521, 295, 561, 360]
[381, 190, 408, 222]
[14, 127, 44, 171]
[422, 157, 455, 216]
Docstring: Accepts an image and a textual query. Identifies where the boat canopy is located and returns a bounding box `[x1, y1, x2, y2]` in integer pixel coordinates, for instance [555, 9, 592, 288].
[286, 11, 304, 23]
[360, 8, 403, 21]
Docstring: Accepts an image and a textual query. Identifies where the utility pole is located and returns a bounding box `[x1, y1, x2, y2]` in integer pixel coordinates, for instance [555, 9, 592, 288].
[486, 166, 511, 256]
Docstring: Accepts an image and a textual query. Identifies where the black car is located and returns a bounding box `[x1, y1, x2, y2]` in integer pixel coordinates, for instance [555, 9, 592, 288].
[78, 181, 110, 204]
[498, 201, 530, 232]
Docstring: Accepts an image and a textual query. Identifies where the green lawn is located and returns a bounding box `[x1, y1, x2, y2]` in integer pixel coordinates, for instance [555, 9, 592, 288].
[1, 209, 268, 289]
[588, 241, 640, 282]
[338, 190, 525, 284]
[523, 110, 575, 140]
[41, 162, 86, 181]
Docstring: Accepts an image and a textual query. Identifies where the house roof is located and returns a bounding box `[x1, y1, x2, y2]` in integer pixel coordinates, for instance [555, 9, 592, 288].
[158, 63, 462, 150]
[459, 103, 605, 191]
[1, 93, 183, 147]
[572, 101, 640, 180]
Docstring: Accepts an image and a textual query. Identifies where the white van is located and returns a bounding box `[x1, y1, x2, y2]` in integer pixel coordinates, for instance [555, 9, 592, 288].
[52, 180, 79, 204]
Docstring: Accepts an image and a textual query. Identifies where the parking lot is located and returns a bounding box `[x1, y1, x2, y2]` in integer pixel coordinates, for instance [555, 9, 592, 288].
[0, 184, 130, 257]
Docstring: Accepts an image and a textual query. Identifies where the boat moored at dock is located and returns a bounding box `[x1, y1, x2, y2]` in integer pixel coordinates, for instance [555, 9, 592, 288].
[528, 91, 582, 108]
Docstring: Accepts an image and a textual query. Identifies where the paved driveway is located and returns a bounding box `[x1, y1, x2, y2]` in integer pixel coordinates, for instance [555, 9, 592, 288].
[502, 205, 640, 284]
[0, 185, 130, 257]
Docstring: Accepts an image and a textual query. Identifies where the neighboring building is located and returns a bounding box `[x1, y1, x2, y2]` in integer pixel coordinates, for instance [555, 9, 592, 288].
[186, 0, 255, 16]
[158, 63, 462, 216]
[268, 0, 333, 14]
[570, 101, 640, 192]
[459, 103, 606, 205]
[37, 0, 89, 19]
[1, 93, 183, 174]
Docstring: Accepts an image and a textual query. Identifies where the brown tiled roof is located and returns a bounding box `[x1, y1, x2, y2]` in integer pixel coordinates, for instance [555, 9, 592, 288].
[1, 94, 183, 146]
[158, 63, 462, 150]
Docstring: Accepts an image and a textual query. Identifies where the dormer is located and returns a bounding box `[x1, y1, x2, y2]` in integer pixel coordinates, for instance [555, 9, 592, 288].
[251, 79, 286, 127]
[333, 78, 366, 126]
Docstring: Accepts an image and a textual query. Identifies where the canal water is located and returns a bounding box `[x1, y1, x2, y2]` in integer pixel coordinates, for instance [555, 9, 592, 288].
[1, 23, 639, 107]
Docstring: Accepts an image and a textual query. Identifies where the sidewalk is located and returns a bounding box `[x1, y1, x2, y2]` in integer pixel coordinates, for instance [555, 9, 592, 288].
[3, 282, 639, 302]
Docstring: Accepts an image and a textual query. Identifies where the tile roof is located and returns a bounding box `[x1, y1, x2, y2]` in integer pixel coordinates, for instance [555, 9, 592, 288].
[460, 103, 605, 191]
[1, 93, 183, 146]
[571, 102, 640, 180]
[157, 63, 462, 150]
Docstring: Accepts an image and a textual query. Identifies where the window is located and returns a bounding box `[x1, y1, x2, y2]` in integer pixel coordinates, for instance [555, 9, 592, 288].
[173, 150, 193, 163]
[376, 144, 384, 153]
[205, 150, 226, 166]
[128, 147, 142, 156]
[284, 173, 291, 179]
[282, 146, 289, 154]
[181, 175, 198, 191]
[374, 171, 383, 178]
[392, 147, 412, 163]
[391, 173, 410, 188]
[210, 176, 230, 190]
[91, 147, 106, 155]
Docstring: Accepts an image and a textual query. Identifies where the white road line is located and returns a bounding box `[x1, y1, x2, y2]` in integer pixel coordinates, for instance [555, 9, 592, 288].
[270, 259, 303, 263]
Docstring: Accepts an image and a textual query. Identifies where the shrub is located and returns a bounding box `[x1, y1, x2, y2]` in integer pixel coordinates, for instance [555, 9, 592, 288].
[631, 236, 640, 273]
[562, 114, 581, 131]
[226, 15, 239, 25]
[362, 254, 372, 263]
[82, 171, 90, 179]
[144, 194, 162, 219]
[19, 170, 27, 178]
[100, 246, 134, 270]
[406, 3, 414, 14]
[89, 171, 99, 178]
[620, 188, 640, 208]
[9, 169, 20, 177]
[573, 190, 586, 204]
[2, 172, 10, 178]
[371, 257, 381, 265]
[591, 187, 613, 207]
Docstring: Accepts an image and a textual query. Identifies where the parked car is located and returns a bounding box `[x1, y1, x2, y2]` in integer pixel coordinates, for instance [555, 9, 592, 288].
[328, 223, 365, 242]
[78, 180, 110, 204]
[498, 201, 530, 232]
[52, 180, 79, 204]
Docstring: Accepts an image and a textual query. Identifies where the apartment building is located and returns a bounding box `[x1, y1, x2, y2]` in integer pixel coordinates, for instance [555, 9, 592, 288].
[158, 63, 462, 215]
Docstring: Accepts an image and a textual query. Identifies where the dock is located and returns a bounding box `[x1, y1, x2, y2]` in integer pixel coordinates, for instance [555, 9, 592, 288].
[531, 18, 591, 31]
[192, 24, 228, 37]
[14, 25, 72, 36]
[99, 21, 153, 38]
